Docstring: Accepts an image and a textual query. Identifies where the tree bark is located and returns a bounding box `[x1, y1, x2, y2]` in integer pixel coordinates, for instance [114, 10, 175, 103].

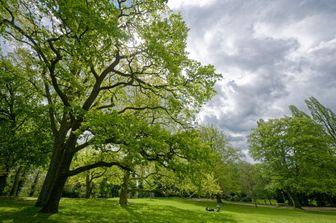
[35, 116, 77, 210]
[39, 149, 74, 213]
[119, 171, 130, 206]
[40, 174, 68, 213]
[9, 166, 23, 196]
[37, 128, 77, 213]
[35, 143, 65, 207]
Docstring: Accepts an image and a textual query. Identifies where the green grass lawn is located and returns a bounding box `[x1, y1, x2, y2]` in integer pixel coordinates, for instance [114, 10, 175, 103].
[1, 197, 336, 223]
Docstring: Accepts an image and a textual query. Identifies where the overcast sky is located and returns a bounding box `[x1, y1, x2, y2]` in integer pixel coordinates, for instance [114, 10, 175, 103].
[168, 0, 336, 155]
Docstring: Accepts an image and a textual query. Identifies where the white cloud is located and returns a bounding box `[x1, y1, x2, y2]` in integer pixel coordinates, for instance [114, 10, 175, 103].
[168, 0, 216, 9]
[171, 0, 336, 153]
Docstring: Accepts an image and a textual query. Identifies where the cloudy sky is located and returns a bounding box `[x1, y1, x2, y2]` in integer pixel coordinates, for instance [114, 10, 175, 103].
[168, 0, 336, 154]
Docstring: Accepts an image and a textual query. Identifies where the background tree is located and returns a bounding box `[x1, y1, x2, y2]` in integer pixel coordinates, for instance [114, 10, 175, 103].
[199, 126, 241, 203]
[0, 57, 52, 196]
[305, 97, 336, 146]
[249, 115, 336, 208]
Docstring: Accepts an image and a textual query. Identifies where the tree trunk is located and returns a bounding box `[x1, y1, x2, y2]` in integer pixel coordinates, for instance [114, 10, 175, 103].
[9, 166, 23, 196]
[133, 172, 139, 198]
[119, 171, 130, 206]
[29, 170, 40, 197]
[35, 144, 64, 207]
[287, 191, 301, 209]
[252, 197, 258, 208]
[36, 119, 79, 210]
[90, 182, 95, 198]
[85, 174, 92, 199]
[39, 150, 73, 213]
[40, 174, 68, 213]
[216, 194, 222, 204]
[0, 173, 9, 196]
[37, 135, 76, 213]
[15, 169, 26, 196]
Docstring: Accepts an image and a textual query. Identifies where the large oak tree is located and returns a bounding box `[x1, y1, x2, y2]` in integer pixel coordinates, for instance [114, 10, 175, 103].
[0, 0, 219, 212]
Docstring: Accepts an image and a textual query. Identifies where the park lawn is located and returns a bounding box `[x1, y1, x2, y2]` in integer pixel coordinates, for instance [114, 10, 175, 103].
[0, 198, 336, 223]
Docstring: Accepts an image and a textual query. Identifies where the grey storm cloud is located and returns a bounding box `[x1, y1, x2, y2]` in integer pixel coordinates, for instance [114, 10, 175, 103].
[169, 0, 336, 152]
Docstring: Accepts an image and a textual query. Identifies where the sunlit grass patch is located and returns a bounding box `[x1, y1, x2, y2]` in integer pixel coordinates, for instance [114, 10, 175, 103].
[0, 197, 336, 223]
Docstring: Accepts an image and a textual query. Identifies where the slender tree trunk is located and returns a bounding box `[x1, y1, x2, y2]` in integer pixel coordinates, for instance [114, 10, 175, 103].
[216, 194, 222, 204]
[29, 170, 40, 197]
[133, 172, 138, 198]
[15, 169, 26, 196]
[253, 197, 258, 208]
[281, 190, 286, 203]
[287, 191, 301, 209]
[90, 182, 95, 198]
[119, 171, 130, 206]
[85, 174, 92, 199]
[0, 173, 9, 196]
[9, 166, 23, 196]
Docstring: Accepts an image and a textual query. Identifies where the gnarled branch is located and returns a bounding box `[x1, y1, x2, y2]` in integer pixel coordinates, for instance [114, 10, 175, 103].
[67, 161, 132, 177]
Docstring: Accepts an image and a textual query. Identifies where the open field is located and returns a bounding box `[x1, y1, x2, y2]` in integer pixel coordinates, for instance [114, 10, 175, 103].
[1, 198, 336, 223]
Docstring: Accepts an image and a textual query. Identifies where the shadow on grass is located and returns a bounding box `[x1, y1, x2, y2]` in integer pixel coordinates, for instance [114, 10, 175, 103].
[0, 198, 236, 223]
[3, 197, 335, 223]
[0, 200, 57, 223]
[60, 198, 237, 223]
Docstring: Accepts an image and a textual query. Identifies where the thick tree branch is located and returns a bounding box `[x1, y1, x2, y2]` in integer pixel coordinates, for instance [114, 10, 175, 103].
[44, 81, 58, 137]
[91, 169, 107, 180]
[82, 53, 122, 111]
[90, 65, 99, 79]
[47, 39, 70, 107]
[67, 161, 132, 177]
[118, 105, 186, 127]
[118, 106, 165, 114]
[99, 79, 134, 91]
[74, 137, 95, 153]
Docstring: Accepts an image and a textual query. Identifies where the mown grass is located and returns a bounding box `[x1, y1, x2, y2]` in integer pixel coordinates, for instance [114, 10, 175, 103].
[0, 197, 336, 223]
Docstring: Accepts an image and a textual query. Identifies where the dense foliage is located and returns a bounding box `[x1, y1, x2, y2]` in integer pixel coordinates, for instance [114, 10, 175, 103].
[0, 0, 220, 213]
[1, 0, 335, 215]
[249, 102, 336, 207]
